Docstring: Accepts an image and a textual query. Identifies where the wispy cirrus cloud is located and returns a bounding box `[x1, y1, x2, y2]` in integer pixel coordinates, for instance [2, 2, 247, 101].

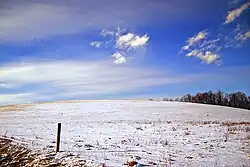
[224, 2, 250, 24]
[100, 29, 119, 37]
[186, 50, 220, 65]
[0, 93, 34, 105]
[0, 59, 191, 105]
[1, 59, 250, 105]
[236, 30, 250, 41]
[0, 83, 13, 88]
[0, 0, 215, 43]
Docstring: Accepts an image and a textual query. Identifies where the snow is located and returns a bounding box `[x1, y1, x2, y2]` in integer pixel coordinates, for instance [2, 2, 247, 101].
[0, 101, 250, 166]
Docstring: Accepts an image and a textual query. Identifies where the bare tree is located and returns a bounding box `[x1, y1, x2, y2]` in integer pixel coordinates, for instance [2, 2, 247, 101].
[176, 90, 250, 110]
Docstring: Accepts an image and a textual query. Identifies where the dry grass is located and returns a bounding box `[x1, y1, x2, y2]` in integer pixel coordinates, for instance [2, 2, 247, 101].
[188, 121, 250, 126]
[0, 137, 38, 166]
[221, 122, 250, 126]
[0, 104, 32, 112]
[188, 120, 220, 125]
[188, 121, 250, 134]
[0, 137, 97, 166]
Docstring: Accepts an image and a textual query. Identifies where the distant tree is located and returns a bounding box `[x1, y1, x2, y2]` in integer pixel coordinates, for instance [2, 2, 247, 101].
[175, 97, 180, 102]
[234, 92, 248, 108]
[180, 96, 185, 102]
[184, 94, 192, 102]
[213, 90, 223, 105]
[246, 96, 250, 109]
[229, 93, 237, 107]
[222, 93, 229, 106]
[202, 92, 209, 104]
[217, 90, 223, 105]
[191, 96, 197, 103]
[208, 91, 213, 104]
[196, 93, 202, 103]
[162, 98, 169, 101]
[163, 90, 249, 110]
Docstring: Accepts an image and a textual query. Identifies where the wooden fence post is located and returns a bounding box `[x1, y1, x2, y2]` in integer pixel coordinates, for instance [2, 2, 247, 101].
[56, 123, 61, 152]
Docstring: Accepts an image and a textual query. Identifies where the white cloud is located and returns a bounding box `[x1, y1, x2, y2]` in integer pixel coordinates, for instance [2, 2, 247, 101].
[186, 50, 220, 64]
[116, 33, 149, 50]
[224, 2, 250, 24]
[188, 31, 207, 45]
[111, 52, 127, 64]
[91, 29, 150, 63]
[182, 45, 190, 51]
[90, 41, 102, 48]
[116, 33, 135, 48]
[197, 51, 220, 64]
[129, 35, 149, 48]
[181, 30, 221, 65]
[182, 30, 208, 50]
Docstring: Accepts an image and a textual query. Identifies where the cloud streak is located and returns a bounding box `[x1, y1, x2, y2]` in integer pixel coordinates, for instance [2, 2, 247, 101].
[0, 0, 203, 42]
[0, 93, 34, 105]
[1, 60, 249, 105]
[182, 30, 208, 51]
[0, 60, 189, 104]
[0, 0, 228, 42]
[236, 30, 250, 41]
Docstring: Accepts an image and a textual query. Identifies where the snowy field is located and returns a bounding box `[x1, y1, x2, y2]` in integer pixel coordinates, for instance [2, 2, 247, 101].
[0, 101, 250, 166]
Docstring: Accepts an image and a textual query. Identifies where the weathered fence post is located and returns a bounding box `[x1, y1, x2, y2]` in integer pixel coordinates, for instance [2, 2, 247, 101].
[56, 123, 61, 152]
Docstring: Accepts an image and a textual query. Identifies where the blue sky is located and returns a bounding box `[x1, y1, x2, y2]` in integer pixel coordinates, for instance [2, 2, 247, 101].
[0, 0, 250, 105]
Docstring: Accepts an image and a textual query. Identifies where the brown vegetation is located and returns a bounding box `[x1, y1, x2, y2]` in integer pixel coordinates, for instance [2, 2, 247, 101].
[0, 137, 100, 167]
[0, 104, 32, 112]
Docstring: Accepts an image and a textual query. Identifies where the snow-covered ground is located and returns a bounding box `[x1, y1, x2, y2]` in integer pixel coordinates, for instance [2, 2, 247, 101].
[0, 101, 250, 166]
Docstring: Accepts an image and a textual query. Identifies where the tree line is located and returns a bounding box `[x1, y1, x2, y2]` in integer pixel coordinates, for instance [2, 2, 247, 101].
[159, 90, 250, 110]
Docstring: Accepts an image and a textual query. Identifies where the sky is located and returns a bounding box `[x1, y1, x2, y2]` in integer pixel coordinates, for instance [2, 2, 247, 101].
[0, 0, 250, 105]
